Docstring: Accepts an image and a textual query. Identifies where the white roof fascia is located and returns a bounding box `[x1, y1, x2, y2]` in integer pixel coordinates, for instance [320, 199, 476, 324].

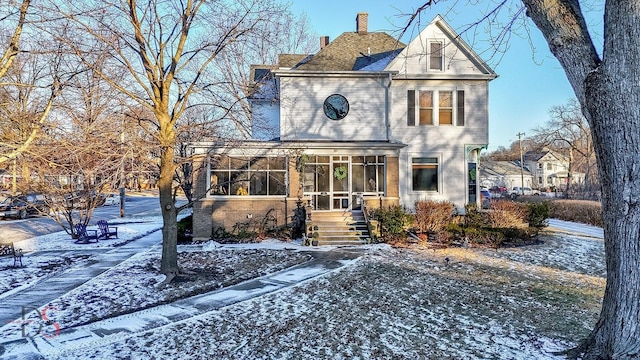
[385, 14, 497, 78]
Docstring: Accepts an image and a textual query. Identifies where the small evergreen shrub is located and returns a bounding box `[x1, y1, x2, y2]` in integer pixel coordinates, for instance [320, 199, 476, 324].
[465, 227, 505, 248]
[500, 226, 539, 240]
[177, 215, 193, 243]
[370, 205, 413, 243]
[527, 201, 550, 228]
[464, 204, 487, 228]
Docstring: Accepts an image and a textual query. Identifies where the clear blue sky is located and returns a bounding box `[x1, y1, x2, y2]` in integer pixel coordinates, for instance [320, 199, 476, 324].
[289, 1, 598, 151]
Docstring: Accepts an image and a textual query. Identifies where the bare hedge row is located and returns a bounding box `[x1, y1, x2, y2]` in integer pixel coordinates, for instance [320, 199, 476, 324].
[520, 196, 603, 227]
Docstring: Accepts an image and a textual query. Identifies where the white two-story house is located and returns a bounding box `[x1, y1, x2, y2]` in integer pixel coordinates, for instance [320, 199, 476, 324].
[190, 13, 497, 241]
[524, 149, 585, 190]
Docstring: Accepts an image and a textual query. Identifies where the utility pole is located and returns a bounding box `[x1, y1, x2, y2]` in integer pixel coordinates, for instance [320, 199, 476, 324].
[120, 118, 125, 218]
[517, 132, 525, 195]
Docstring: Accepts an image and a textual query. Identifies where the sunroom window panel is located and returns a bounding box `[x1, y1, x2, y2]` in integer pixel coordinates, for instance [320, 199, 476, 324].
[230, 173, 249, 195]
[250, 172, 267, 195]
[251, 157, 268, 170]
[210, 171, 229, 195]
[268, 172, 286, 195]
[229, 157, 248, 171]
[269, 157, 286, 170]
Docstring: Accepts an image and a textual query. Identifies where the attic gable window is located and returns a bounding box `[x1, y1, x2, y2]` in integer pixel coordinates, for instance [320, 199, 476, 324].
[429, 41, 443, 71]
[408, 89, 465, 126]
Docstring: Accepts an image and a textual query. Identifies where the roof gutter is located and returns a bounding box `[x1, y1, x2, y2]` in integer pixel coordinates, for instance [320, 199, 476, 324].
[273, 70, 398, 78]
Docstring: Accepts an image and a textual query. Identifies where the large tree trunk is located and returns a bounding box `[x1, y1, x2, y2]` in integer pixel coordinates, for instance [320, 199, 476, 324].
[579, 2, 640, 357]
[158, 114, 179, 276]
[522, 0, 640, 358]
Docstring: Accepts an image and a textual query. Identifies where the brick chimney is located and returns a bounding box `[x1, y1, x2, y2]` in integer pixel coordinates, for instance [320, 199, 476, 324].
[320, 36, 330, 49]
[356, 12, 368, 34]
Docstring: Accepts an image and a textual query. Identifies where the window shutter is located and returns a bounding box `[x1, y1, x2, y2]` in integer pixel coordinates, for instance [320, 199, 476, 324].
[456, 90, 465, 126]
[408, 90, 415, 126]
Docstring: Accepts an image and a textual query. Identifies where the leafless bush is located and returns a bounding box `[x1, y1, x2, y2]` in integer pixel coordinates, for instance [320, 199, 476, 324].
[414, 200, 455, 233]
[486, 200, 528, 228]
[550, 200, 602, 227]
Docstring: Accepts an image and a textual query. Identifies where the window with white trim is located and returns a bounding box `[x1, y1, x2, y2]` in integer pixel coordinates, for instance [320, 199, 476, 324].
[407, 90, 464, 126]
[209, 155, 287, 196]
[429, 41, 443, 71]
[412, 157, 439, 192]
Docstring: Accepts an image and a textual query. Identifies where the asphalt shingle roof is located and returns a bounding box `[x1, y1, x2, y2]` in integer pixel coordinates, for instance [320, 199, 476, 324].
[295, 32, 405, 71]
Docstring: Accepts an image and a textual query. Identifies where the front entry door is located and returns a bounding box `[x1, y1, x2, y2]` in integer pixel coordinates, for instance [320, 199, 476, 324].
[303, 155, 384, 211]
[303, 156, 350, 211]
[332, 158, 350, 210]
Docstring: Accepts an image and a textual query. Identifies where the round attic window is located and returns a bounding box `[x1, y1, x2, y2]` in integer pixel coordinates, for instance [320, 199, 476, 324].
[323, 94, 349, 120]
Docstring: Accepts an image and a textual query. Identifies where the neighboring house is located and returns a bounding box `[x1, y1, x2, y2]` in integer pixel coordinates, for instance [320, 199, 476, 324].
[190, 13, 497, 240]
[480, 160, 533, 191]
[523, 150, 585, 190]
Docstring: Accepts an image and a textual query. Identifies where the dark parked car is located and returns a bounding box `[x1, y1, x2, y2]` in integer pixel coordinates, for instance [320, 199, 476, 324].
[21, 193, 50, 214]
[0, 196, 27, 219]
[0, 193, 49, 219]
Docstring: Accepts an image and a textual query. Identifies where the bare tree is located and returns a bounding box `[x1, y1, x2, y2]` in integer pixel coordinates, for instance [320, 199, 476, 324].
[26, 123, 123, 236]
[532, 99, 598, 197]
[412, 1, 639, 357]
[0, 0, 63, 166]
[0, 0, 29, 80]
[53, 0, 294, 281]
[208, 10, 317, 139]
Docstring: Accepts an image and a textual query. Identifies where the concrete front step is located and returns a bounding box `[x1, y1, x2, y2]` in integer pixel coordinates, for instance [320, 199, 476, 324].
[308, 211, 370, 246]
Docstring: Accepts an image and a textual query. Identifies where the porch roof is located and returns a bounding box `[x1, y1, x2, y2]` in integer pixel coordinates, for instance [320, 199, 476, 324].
[189, 140, 407, 155]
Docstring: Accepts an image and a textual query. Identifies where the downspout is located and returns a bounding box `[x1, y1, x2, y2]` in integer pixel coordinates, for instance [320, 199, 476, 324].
[385, 72, 392, 141]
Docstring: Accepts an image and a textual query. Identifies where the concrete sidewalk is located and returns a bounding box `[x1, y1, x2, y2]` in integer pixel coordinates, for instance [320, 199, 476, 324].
[0, 225, 363, 358]
[0, 228, 164, 328]
[1, 250, 361, 358]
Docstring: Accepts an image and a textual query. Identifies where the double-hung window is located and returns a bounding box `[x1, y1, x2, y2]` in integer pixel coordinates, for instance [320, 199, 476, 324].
[408, 89, 464, 126]
[429, 41, 443, 71]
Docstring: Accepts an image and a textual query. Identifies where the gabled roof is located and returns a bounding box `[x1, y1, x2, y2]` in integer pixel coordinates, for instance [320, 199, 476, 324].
[481, 160, 532, 177]
[523, 150, 568, 163]
[278, 54, 311, 69]
[295, 32, 405, 71]
[354, 49, 404, 71]
[386, 15, 496, 78]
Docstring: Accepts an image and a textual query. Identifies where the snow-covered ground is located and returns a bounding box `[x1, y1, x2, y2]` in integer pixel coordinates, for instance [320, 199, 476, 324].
[0, 219, 606, 359]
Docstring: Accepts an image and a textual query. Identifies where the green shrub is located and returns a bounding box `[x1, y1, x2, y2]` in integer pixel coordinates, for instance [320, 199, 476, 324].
[465, 227, 505, 248]
[464, 204, 490, 228]
[370, 205, 413, 242]
[527, 201, 550, 228]
[414, 200, 455, 233]
[177, 215, 193, 243]
[499, 226, 539, 240]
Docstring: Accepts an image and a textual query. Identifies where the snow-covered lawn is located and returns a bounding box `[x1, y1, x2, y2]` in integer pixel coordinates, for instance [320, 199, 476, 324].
[0, 222, 606, 359]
